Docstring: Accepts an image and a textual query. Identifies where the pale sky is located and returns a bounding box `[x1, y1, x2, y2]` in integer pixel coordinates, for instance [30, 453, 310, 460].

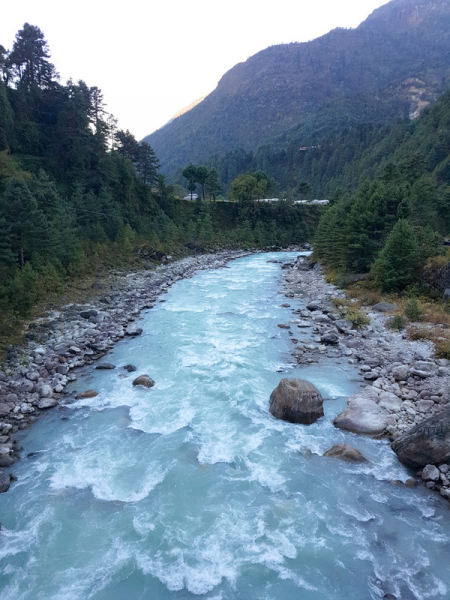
[1, 0, 389, 141]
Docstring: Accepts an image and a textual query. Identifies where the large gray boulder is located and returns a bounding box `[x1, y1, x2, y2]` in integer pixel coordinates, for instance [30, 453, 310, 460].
[132, 374, 155, 389]
[269, 379, 324, 425]
[334, 394, 388, 434]
[392, 409, 450, 469]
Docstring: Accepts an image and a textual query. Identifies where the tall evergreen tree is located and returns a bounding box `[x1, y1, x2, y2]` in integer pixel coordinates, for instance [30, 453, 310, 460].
[371, 219, 419, 292]
[8, 23, 58, 88]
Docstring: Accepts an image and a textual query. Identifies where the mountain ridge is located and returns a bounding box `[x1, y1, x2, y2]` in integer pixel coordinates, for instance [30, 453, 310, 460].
[144, 0, 450, 179]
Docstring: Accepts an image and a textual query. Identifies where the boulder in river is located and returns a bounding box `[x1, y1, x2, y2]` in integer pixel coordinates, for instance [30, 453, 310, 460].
[269, 378, 324, 424]
[132, 374, 155, 389]
[75, 390, 99, 400]
[323, 444, 368, 463]
[0, 471, 11, 493]
[334, 393, 388, 435]
[391, 409, 450, 469]
[123, 364, 137, 372]
[95, 363, 116, 370]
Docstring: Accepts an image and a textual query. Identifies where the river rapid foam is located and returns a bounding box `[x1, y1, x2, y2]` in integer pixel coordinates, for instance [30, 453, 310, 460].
[1, 252, 450, 600]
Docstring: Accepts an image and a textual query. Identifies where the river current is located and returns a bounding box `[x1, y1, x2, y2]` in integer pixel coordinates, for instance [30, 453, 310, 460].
[1, 252, 450, 599]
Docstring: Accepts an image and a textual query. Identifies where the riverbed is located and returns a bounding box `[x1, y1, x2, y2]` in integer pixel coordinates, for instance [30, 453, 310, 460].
[1, 252, 449, 600]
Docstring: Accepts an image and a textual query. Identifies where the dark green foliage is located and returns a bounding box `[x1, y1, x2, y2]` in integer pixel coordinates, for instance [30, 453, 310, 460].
[388, 314, 406, 331]
[371, 220, 419, 292]
[0, 23, 315, 344]
[404, 298, 422, 322]
[205, 168, 221, 201]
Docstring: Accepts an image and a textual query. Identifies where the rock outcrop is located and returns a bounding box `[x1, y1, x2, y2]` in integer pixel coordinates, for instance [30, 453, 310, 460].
[269, 378, 324, 424]
[392, 409, 450, 469]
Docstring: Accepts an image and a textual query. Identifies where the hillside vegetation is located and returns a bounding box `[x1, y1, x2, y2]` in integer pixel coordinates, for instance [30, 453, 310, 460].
[144, 0, 450, 182]
[0, 24, 315, 347]
[314, 87, 450, 291]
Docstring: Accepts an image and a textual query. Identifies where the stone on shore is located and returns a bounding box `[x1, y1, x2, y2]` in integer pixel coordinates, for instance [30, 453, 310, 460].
[372, 302, 399, 313]
[0, 471, 11, 493]
[269, 378, 324, 425]
[125, 325, 143, 336]
[323, 443, 368, 463]
[37, 397, 58, 409]
[132, 374, 155, 389]
[421, 464, 440, 481]
[392, 365, 409, 381]
[391, 409, 450, 469]
[0, 403, 11, 416]
[75, 390, 99, 400]
[320, 331, 339, 345]
[334, 394, 388, 434]
[0, 454, 15, 467]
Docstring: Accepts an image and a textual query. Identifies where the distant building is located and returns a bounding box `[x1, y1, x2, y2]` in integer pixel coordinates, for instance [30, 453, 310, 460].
[293, 199, 330, 205]
[259, 198, 280, 203]
[183, 193, 199, 200]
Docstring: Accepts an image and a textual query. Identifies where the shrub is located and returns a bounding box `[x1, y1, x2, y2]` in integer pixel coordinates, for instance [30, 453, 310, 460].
[388, 315, 406, 330]
[436, 338, 450, 359]
[404, 298, 422, 322]
[346, 308, 370, 328]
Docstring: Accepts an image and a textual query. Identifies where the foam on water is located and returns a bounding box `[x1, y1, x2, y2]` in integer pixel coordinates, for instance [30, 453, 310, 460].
[1, 252, 450, 600]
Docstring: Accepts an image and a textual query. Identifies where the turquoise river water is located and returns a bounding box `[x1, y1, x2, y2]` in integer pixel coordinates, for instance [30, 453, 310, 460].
[1, 252, 450, 599]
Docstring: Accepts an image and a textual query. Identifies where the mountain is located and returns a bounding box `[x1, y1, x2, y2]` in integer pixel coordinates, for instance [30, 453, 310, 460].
[144, 0, 450, 179]
[159, 96, 206, 130]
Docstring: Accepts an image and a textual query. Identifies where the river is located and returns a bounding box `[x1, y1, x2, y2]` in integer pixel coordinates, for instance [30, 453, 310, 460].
[1, 252, 449, 599]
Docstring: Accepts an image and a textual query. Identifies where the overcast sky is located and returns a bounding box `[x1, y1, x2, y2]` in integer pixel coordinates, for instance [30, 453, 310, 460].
[1, 0, 389, 141]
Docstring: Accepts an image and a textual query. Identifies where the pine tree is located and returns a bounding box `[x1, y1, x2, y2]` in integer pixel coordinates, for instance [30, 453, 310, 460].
[371, 219, 419, 292]
[205, 168, 221, 201]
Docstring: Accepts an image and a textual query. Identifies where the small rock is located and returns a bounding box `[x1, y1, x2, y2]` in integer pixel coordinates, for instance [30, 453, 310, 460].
[95, 363, 116, 370]
[0, 472, 11, 493]
[123, 364, 137, 372]
[0, 455, 15, 467]
[0, 403, 12, 416]
[392, 365, 409, 381]
[421, 464, 440, 481]
[37, 397, 58, 409]
[75, 390, 99, 400]
[80, 309, 98, 319]
[125, 325, 143, 336]
[373, 302, 399, 313]
[320, 331, 339, 345]
[323, 444, 368, 463]
[306, 301, 321, 311]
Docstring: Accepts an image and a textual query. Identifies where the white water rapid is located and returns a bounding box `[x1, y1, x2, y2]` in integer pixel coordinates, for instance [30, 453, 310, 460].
[1, 252, 449, 599]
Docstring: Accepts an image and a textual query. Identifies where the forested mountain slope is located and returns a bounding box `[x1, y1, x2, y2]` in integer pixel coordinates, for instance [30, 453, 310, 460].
[313, 87, 450, 290]
[144, 0, 450, 180]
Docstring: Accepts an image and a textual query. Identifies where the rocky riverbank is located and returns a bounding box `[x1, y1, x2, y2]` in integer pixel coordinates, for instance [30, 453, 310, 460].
[278, 253, 450, 502]
[0, 250, 252, 492]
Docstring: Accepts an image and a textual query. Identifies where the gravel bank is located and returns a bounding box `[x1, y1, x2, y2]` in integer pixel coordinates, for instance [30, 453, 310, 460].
[278, 253, 450, 501]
